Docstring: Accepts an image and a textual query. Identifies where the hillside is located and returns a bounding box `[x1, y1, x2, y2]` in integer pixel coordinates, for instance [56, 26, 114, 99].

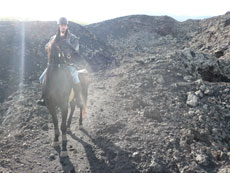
[0, 21, 113, 102]
[1, 13, 230, 172]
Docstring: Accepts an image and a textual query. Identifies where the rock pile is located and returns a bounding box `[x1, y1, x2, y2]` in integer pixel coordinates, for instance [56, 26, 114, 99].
[1, 13, 230, 172]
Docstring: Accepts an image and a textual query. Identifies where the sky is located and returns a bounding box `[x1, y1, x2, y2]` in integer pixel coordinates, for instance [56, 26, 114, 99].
[1, 0, 230, 24]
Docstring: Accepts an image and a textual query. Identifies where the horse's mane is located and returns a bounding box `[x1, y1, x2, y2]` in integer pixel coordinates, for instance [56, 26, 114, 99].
[47, 36, 56, 63]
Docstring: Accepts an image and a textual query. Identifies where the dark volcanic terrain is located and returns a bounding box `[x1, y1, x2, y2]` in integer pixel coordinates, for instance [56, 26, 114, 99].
[1, 13, 230, 172]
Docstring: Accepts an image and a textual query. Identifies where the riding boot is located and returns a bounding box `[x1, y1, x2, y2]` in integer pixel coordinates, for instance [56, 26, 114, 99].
[73, 83, 83, 108]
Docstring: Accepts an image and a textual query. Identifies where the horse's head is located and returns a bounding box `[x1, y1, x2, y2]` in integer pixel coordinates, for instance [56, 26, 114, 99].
[48, 35, 75, 65]
[59, 39, 75, 59]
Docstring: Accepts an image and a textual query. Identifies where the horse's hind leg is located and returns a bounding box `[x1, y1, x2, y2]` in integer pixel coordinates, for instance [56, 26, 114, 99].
[60, 105, 68, 157]
[67, 100, 76, 132]
[79, 82, 88, 130]
[48, 106, 59, 147]
[79, 107, 83, 130]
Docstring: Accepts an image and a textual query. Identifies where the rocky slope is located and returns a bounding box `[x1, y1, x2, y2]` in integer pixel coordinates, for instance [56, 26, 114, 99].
[189, 12, 230, 60]
[0, 21, 113, 102]
[1, 13, 230, 172]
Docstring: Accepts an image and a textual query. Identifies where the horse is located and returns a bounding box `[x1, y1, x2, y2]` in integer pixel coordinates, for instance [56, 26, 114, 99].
[42, 35, 89, 157]
[56, 37, 89, 131]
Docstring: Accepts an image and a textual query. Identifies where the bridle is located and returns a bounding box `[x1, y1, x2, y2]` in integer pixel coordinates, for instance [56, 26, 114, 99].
[48, 40, 69, 67]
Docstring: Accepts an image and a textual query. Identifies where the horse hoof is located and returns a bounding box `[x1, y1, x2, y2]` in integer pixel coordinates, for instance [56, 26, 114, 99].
[67, 128, 71, 133]
[79, 125, 83, 130]
[53, 141, 59, 147]
[60, 151, 68, 157]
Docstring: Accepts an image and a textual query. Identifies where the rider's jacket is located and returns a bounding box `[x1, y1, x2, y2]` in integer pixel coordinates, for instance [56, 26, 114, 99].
[45, 29, 80, 64]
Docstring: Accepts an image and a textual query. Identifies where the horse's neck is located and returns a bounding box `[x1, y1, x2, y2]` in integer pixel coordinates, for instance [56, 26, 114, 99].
[47, 64, 68, 76]
[45, 64, 71, 94]
[49, 57, 59, 65]
[49, 51, 66, 65]
[49, 41, 60, 64]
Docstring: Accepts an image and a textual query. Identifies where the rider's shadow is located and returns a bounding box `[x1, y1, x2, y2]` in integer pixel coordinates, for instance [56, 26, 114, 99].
[69, 128, 140, 173]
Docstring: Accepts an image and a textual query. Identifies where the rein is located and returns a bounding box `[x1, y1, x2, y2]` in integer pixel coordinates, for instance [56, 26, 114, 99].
[47, 63, 67, 67]
[47, 64, 67, 73]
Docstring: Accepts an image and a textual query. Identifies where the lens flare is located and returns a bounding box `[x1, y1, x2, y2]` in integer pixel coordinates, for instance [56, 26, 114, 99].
[19, 22, 25, 91]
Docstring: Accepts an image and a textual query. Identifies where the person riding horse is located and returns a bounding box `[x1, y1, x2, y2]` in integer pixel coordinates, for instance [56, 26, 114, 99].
[37, 17, 83, 107]
[39, 18, 89, 157]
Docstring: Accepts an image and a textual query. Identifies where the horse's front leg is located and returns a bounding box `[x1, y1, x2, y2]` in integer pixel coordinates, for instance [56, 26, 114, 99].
[48, 105, 60, 147]
[60, 106, 68, 157]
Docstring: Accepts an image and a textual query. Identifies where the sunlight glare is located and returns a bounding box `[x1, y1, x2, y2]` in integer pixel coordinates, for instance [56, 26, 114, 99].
[19, 22, 25, 92]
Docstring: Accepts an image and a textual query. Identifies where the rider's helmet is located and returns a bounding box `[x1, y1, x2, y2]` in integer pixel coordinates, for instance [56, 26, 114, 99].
[58, 17, 68, 25]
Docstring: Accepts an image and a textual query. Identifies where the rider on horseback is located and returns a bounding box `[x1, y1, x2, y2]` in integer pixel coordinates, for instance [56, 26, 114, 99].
[37, 17, 83, 107]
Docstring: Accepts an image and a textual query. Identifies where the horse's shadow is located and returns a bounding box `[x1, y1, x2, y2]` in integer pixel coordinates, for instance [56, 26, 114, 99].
[54, 146, 76, 173]
[68, 130, 110, 173]
[68, 128, 140, 173]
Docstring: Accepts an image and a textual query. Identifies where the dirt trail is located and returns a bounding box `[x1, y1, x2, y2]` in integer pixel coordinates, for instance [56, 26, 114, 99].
[0, 63, 140, 173]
